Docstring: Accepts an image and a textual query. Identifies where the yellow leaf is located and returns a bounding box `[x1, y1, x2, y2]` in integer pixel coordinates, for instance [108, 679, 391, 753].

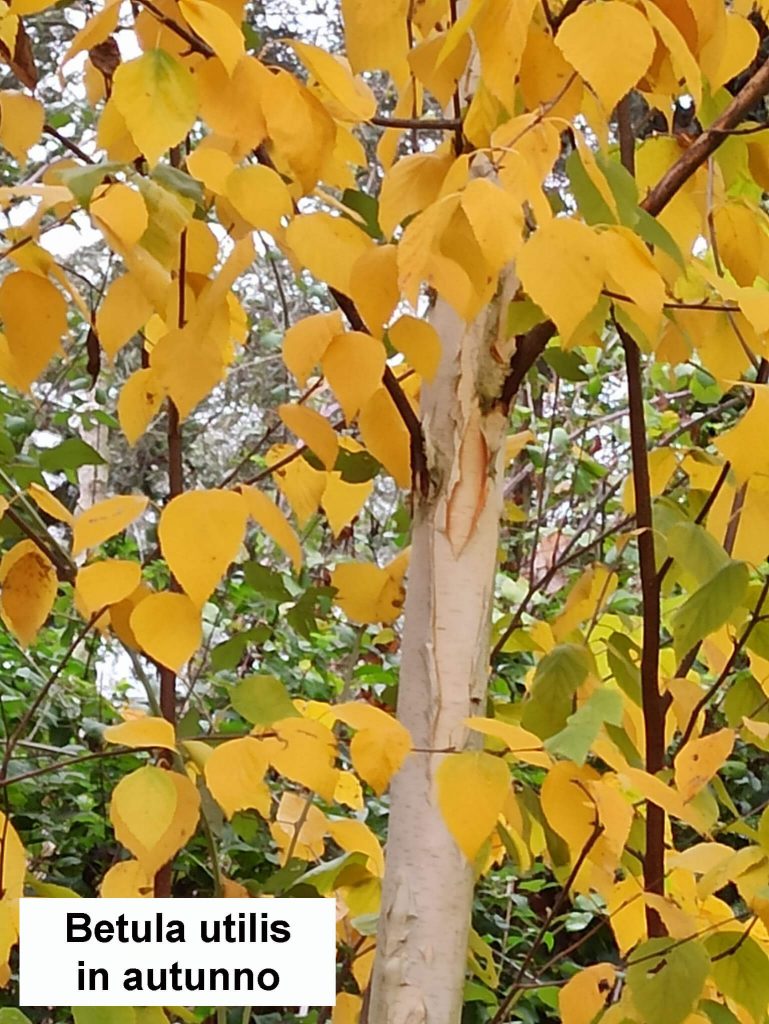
[99, 860, 154, 898]
[193, 55, 266, 155]
[270, 791, 327, 863]
[702, 10, 757, 92]
[436, 750, 510, 862]
[262, 717, 339, 800]
[225, 165, 293, 236]
[335, 701, 412, 795]
[186, 146, 235, 193]
[285, 40, 375, 122]
[204, 737, 271, 818]
[408, 29, 471, 108]
[327, 819, 384, 875]
[130, 592, 202, 671]
[158, 489, 248, 606]
[322, 331, 386, 422]
[332, 557, 407, 624]
[283, 310, 343, 387]
[255, 65, 335, 194]
[358, 387, 410, 489]
[118, 367, 166, 444]
[460, 178, 525, 275]
[27, 482, 73, 525]
[0, 92, 43, 163]
[321, 440, 374, 535]
[715, 385, 769, 485]
[559, 964, 616, 1024]
[91, 183, 149, 249]
[62, 0, 120, 65]
[334, 771, 364, 810]
[109, 582, 152, 650]
[103, 716, 176, 750]
[348, 244, 400, 335]
[180, 0, 244, 75]
[332, 993, 362, 1024]
[640, 0, 703, 106]
[110, 765, 200, 875]
[473, 0, 538, 109]
[465, 717, 551, 768]
[285, 212, 373, 296]
[0, 544, 57, 646]
[674, 728, 735, 802]
[517, 218, 605, 343]
[379, 151, 454, 238]
[278, 403, 339, 470]
[96, 275, 153, 359]
[388, 315, 441, 382]
[266, 444, 326, 527]
[112, 49, 198, 167]
[72, 494, 148, 555]
[0, 270, 67, 390]
[0, 812, 26, 901]
[238, 485, 302, 570]
[557, 1, 656, 111]
[602, 226, 666, 323]
[76, 560, 141, 617]
[341, 0, 409, 82]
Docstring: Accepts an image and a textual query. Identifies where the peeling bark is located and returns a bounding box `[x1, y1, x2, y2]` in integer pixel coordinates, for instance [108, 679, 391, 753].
[368, 285, 513, 1024]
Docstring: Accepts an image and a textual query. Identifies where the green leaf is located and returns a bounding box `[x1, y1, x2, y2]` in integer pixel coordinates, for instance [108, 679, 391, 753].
[704, 933, 769, 1023]
[39, 438, 106, 472]
[634, 207, 685, 268]
[59, 162, 125, 206]
[230, 674, 299, 725]
[342, 188, 383, 240]
[151, 163, 204, 203]
[607, 632, 642, 705]
[699, 1000, 742, 1024]
[73, 1011, 136, 1024]
[543, 348, 589, 381]
[507, 297, 546, 337]
[545, 687, 623, 764]
[334, 447, 380, 483]
[627, 937, 709, 1024]
[243, 562, 292, 602]
[209, 626, 270, 672]
[597, 151, 639, 224]
[565, 149, 617, 226]
[0, 1010, 34, 1024]
[522, 643, 591, 740]
[671, 560, 749, 660]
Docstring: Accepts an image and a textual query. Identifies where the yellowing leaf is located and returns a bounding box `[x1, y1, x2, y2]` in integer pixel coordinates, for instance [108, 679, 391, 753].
[358, 387, 411, 489]
[158, 489, 248, 606]
[72, 494, 148, 555]
[322, 331, 386, 422]
[388, 315, 441, 382]
[238, 485, 302, 570]
[104, 716, 176, 751]
[0, 92, 43, 163]
[180, 0, 244, 75]
[332, 559, 406, 624]
[99, 860, 154, 898]
[118, 367, 166, 444]
[27, 482, 73, 525]
[91, 183, 149, 249]
[559, 964, 617, 1024]
[130, 592, 202, 671]
[0, 270, 67, 390]
[436, 750, 510, 862]
[285, 212, 373, 296]
[335, 702, 412, 795]
[204, 737, 271, 818]
[283, 310, 343, 387]
[225, 165, 293, 235]
[278, 403, 339, 470]
[110, 765, 200, 875]
[76, 560, 141, 617]
[674, 728, 735, 802]
[518, 218, 605, 342]
[465, 717, 551, 768]
[285, 40, 376, 121]
[0, 544, 57, 646]
[266, 443, 326, 526]
[112, 49, 199, 167]
[557, 2, 656, 111]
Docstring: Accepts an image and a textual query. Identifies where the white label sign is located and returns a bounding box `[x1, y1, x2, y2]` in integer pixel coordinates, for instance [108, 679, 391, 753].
[20, 898, 336, 1007]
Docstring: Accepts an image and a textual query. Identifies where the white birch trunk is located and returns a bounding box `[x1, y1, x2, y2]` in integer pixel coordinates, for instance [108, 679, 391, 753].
[368, 280, 514, 1024]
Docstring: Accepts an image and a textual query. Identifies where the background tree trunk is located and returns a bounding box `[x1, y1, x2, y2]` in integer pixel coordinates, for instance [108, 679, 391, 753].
[368, 283, 514, 1023]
